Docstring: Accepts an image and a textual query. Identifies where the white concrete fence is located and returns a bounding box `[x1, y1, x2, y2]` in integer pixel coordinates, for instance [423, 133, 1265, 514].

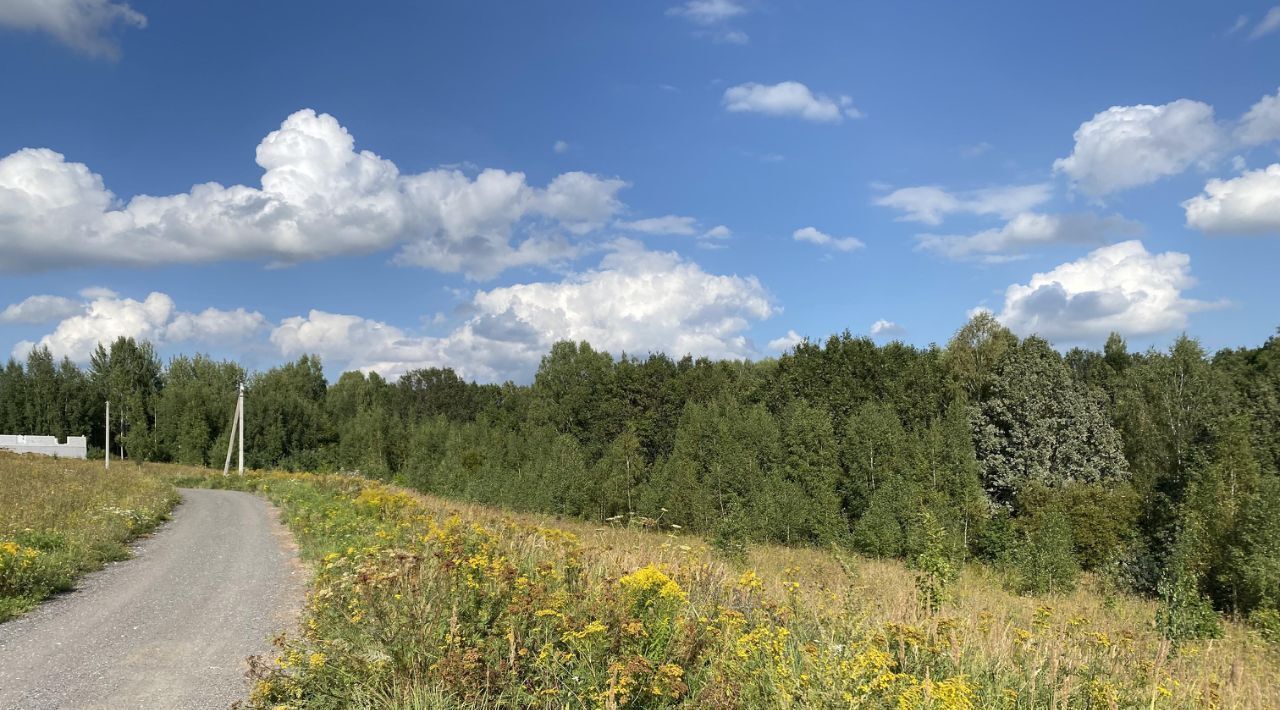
[0, 434, 88, 459]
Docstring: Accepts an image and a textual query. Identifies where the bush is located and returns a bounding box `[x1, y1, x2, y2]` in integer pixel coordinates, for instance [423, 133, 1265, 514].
[711, 509, 751, 565]
[1157, 568, 1222, 643]
[1155, 515, 1223, 643]
[850, 485, 909, 558]
[1249, 608, 1280, 645]
[1018, 483, 1139, 570]
[973, 507, 1016, 562]
[911, 509, 958, 615]
[1009, 506, 1079, 595]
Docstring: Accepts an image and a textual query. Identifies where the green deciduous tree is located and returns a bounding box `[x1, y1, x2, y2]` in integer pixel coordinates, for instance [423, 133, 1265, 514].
[90, 337, 162, 461]
[975, 337, 1128, 506]
[155, 354, 244, 465]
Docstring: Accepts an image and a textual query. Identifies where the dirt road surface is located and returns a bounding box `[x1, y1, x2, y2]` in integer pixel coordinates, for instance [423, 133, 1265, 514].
[0, 488, 305, 709]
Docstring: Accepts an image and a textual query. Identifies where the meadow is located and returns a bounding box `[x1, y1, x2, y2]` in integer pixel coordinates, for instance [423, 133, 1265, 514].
[173, 468, 1280, 709]
[0, 452, 179, 621]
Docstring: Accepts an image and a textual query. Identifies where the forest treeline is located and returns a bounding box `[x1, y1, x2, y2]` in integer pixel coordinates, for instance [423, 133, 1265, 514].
[2, 314, 1279, 638]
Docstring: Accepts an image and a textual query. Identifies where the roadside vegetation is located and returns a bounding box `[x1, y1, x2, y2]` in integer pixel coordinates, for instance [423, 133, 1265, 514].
[0, 453, 178, 621]
[180, 469, 1280, 709]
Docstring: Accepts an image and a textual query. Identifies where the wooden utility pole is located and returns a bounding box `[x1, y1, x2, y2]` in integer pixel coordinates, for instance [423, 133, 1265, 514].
[105, 400, 110, 471]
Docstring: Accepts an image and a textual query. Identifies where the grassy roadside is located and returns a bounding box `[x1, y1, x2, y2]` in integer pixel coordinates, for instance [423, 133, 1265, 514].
[178, 469, 1280, 709]
[0, 452, 180, 621]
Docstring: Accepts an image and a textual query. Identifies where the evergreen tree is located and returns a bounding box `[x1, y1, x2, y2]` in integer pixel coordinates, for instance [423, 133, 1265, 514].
[777, 400, 845, 544]
[839, 401, 910, 519]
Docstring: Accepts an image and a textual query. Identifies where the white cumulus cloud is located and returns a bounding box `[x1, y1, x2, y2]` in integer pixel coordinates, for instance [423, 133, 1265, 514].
[874, 183, 1051, 225]
[273, 241, 775, 382]
[869, 319, 905, 338]
[792, 226, 864, 252]
[915, 212, 1141, 262]
[994, 241, 1220, 342]
[1053, 99, 1224, 196]
[0, 0, 145, 58]
[0, 295, 84, 324]
[723, 82, 862, 123]
[164, 307, 269, 344]
[767, 330, 804, 352]
[13, 291, 266, 361]
[1183, 163, 1280, 234]
[0, 109, 629, 280]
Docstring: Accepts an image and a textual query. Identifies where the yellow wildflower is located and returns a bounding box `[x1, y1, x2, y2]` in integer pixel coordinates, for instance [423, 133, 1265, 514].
[619, 565, 687, 604]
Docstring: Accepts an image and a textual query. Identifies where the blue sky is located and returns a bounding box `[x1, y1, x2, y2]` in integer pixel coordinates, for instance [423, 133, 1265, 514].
[1, 0, 1278, 382]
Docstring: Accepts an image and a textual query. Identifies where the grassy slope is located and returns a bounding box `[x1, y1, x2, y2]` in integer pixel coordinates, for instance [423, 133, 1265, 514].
[0, 452, 181, 621]
[170, 467, 1279, 709]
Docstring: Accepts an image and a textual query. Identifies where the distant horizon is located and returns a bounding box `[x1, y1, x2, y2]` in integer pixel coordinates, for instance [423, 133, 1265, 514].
[6, 317, 1276, 387]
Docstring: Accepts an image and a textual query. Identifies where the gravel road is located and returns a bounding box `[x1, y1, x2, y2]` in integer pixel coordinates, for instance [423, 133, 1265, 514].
[0, 488, 306, 710]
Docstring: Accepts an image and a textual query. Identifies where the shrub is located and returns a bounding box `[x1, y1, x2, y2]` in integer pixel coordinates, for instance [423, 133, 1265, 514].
[911, 509, 958, 615]
[1157, 568, 1222, 643]
[1249, 607, 1280, 645]
[1009, 506, 1079, 595]
[1156, 515, 1223, 643]
[711, 509, 751, 565]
